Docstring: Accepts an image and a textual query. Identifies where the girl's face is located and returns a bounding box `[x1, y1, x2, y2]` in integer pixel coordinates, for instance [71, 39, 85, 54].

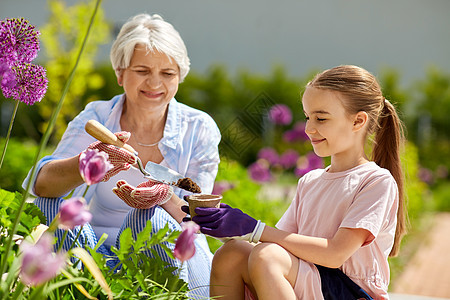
[118, 44, 180, 112]
[302, 86, 363, 160]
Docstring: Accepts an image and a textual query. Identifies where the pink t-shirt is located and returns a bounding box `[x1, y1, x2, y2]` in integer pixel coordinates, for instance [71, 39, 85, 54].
[276, 162, 398, 300]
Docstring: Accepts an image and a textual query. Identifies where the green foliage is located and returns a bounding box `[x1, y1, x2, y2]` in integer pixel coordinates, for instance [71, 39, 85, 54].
[39, 0, 111, 142]
[401, 142, 430, 221]
[0, 137, 53, 192]
[0, 189, 45, 271]
[177, 65, 310, 165]
[85, 221, 188, 299]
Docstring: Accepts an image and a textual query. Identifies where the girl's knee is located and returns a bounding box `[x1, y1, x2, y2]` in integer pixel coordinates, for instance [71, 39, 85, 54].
[248, 243, 286, 273]
[212, 240, 252, 273]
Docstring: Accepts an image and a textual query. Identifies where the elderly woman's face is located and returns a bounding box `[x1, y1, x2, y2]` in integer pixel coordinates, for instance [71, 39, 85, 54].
[118, 45, 180, 110]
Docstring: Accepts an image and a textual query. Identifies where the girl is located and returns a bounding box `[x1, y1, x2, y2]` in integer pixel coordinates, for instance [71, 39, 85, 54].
[184, 65, 406, 299]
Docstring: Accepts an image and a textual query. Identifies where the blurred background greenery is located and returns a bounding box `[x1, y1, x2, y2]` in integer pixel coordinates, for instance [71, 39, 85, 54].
[1, 0, 449, 289]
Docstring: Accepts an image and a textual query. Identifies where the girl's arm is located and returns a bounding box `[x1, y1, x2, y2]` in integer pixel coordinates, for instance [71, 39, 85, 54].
[260, 226, 371, 268]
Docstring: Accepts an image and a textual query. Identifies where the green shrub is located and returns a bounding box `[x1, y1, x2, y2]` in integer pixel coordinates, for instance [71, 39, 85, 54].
[0, 137, 53, 192]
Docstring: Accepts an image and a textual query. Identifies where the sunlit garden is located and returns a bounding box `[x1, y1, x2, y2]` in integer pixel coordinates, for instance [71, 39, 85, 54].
[1, 0, 450, 299]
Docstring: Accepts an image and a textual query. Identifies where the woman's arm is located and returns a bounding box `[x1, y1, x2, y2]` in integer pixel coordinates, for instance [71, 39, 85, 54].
[34, 155, 84, 197]
[260, 226, 371, 268]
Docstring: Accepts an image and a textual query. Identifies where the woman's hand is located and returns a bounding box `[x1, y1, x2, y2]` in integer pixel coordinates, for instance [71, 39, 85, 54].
[87, 131, 136, 181]
[112, 179, 174, 209]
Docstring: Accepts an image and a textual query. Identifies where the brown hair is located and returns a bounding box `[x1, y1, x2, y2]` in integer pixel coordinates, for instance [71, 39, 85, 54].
[307, 65, 406, 257]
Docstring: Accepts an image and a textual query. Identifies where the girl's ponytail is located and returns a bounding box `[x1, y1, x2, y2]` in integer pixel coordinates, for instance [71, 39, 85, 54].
[373, 99, 406, 257]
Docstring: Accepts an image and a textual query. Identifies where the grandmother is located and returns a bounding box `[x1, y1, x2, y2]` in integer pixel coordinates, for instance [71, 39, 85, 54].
[23, 13, 220, 298]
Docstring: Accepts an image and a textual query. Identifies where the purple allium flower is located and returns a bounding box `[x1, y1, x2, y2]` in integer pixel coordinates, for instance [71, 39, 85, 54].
[0, 18, 40, 64]
[58, 197, 92, 230]
[1, 62, 48, 105]
[174, 221, 200, 262]
[20, 232, 66, 286]
[418, 167, 433, 185]
[257, 147, 279, 165]
[283, 122, 309, 143]
[294, 152, 324, 178]
[268, 104, 292, 125]
[212, 181, 235, 195]
[79, 148, 113, 185]
[0, 57, 16, 89]
[248, 161, 272, 183]
[279, 149, 299, 169]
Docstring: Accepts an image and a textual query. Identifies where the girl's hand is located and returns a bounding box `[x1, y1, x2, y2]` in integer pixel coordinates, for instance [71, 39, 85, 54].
[182, 203, 265, 243]
[86, 131, 137, 181]
[113, 179, 174, 209]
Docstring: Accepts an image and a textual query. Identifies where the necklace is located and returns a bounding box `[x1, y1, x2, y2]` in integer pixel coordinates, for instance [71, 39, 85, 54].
[134, 136, 162, 147]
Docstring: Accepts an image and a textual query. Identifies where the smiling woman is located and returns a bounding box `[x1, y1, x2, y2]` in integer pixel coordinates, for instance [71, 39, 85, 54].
[23, 13, 221, 299]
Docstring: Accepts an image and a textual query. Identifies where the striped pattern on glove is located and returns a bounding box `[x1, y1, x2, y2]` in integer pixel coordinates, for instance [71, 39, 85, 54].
[87, 131, 136, 182]
[112, 179, 174, 209]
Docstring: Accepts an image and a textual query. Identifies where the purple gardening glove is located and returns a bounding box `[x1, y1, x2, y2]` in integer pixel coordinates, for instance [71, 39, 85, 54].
[181, 203, 265, 243]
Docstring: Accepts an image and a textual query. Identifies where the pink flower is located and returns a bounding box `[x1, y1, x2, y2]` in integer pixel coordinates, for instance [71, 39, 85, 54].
[248, 161, 272, 183]
[268, 104, 292, 125]
[20, 232, 66, 286]
[174, 221, 200, 262]
[283, 122, 309, 143]
[59, 197, 92, 230]
[257, 147, 279, 165]
[79, 148, 113, 185]
[212, 181, 235, 195]
[295, 152, 324, 177]
[279, 149, 299, 169]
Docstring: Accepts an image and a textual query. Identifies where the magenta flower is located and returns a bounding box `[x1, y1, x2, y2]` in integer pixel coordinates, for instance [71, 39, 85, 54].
[20, 232, 66, 286]
[0, 18, 40, 64]
[283, 122, 309, 143]
[268, 104, 292, 125]
[58, 197, 92, 230]
[295, 152, 324, 177]
[79, 148, 113, 185]
[1, 62, 48, 105]
[257, 147, 279, 165]
[212, 181, 235, 195]
[248, 161, 272, 182]
[174, 221, 200, 262]
[0, 57, 16, 89]
[279, 149, 299, 169]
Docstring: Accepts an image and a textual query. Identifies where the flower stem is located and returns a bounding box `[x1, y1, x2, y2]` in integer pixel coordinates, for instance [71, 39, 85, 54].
[0, 99, 20, 169]
[0, 0, 103, 276]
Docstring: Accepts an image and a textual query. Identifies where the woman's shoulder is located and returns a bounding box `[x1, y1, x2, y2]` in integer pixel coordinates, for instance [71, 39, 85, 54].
[174, 100, 218, 128]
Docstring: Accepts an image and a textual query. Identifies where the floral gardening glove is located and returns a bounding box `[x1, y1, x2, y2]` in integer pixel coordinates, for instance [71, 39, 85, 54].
[112, 179, 174, 209]
[181, 203, 265, 243]
[86, 131, 137, 182]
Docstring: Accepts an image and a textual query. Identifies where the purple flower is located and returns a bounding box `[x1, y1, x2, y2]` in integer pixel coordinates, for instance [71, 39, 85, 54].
[279, 149, 299, 169]
[268, 104, 292, 125]
[248, 161, 272, 182]
[79, 148, 113, 185]
[294, 152, 324, 177]
[20, 232, 66, 286]
[174, 221, 200, 262]
[0, 18, 40, 64]
[257, 147, 279, 165]
[58, 197, 92, 230]
[283, 122, 309, 143]
[1, 62, 48, 105]
[418, 167, 433, 185]
[0, 57, 16, 89]
[212, 181, 235, 195]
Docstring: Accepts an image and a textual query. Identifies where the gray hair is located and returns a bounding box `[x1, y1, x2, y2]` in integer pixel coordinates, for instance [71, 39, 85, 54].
[110, 13, 190, 82]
